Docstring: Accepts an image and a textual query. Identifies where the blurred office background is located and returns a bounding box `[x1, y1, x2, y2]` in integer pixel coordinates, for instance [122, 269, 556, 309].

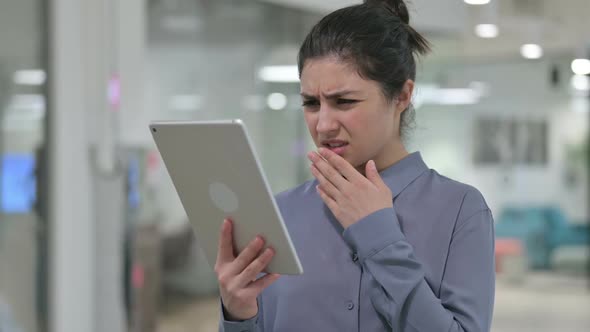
[0, 0, 588, 331]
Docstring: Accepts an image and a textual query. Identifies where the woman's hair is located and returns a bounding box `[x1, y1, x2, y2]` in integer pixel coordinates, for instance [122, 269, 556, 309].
[298, 0, 431, 140]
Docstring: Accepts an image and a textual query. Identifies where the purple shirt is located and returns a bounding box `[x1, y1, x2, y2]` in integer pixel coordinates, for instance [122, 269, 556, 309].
[221, 152, 495, 332]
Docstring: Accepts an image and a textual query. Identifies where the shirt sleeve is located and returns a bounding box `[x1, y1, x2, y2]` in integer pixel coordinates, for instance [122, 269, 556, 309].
[218, 297, 263, 332]
[342, 207, 495, 332]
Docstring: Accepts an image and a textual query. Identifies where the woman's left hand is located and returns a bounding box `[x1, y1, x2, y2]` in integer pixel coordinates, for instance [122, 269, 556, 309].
[308, 148, 393, 229]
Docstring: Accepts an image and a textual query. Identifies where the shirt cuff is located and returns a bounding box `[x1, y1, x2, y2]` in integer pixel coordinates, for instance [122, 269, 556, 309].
[342, 207, 405, 262]
[220, 301, 259, 332]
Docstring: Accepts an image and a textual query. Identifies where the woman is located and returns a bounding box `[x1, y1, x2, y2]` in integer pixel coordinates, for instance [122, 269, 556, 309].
[216, 0, 495, 331]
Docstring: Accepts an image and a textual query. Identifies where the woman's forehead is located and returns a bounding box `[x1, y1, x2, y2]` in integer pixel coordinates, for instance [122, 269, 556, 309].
[300, 58, 371, 95]
[301, 68, 379, 98]
[300, 56, 357, 76]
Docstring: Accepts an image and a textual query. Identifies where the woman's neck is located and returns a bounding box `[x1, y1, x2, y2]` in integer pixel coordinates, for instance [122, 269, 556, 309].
[356, 143, 409, 176]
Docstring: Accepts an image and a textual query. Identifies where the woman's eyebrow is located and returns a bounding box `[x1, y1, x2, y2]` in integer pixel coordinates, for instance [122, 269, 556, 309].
[322, 90, 360, 99]
[300, 90, 361, 99]
[300, 92, 317, 99]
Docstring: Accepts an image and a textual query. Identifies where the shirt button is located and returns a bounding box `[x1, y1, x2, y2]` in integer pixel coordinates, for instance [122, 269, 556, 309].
[351, 252, 359, 262]
[347, 301, 355, 310]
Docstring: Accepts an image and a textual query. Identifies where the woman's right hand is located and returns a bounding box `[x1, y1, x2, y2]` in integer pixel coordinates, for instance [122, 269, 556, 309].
[214, 218, 281, 321]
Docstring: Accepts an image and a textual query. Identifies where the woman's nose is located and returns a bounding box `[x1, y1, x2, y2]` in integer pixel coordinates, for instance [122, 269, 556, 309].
[316, 108, 339, 135]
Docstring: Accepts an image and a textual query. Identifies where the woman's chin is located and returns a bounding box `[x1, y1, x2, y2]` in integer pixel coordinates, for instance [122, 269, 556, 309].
[350, 159, 367, 170]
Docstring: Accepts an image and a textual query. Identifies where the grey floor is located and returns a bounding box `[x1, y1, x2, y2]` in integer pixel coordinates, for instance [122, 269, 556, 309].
[158, 272, 590, 332]
[0, 214, 39, 332]
[2, 217, 588, 332]
[492, 272, 590, 332]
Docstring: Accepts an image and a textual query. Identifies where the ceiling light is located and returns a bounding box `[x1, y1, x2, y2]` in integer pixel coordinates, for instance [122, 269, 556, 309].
[465, 0, 491, 5]
[267, 93, 288, 110]
[571, 74, 590, 92]
[475, 24, 498, 39]
[433, 89, 481, 105]
[520, 44, 543, 60]
[571, 59, 590, 75]
[13, 70, 46, 86]
[258, 66, 299, 83]
[8, 94, 46, 112]
[414, 85, 481, 106]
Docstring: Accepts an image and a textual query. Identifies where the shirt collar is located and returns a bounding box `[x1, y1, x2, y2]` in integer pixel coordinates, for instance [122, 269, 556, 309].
[379, 152, 429, 199]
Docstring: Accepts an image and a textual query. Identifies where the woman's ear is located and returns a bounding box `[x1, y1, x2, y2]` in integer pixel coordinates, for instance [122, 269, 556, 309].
[396, 79, 414, 115]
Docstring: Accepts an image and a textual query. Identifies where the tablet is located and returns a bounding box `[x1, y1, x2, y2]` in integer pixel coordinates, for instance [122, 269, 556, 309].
[149, 120, 303, 275]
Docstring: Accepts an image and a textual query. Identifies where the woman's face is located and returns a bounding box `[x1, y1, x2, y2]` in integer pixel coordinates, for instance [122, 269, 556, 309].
[300, 57, 412, 171]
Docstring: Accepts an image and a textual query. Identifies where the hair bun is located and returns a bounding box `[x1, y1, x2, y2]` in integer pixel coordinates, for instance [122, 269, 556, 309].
[364, 0, 410, 24]
[364, 0, 430, 55]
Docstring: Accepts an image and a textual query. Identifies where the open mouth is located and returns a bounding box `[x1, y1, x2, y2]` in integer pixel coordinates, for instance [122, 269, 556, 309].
[321, 140, 349, 155]
[324, 142, 349, 148]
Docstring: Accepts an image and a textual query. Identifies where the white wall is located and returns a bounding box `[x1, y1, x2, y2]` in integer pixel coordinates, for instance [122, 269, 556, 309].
[123, 2, 590, 231]
[136, 1, 316, 229]
[0, 0, 45, 151]
[411, 57, 588, 223]
[0, 1, 46, 331]
[142, 44, 310, 228]
[133, 49, 590, 231]
[0, 0, 43, 63]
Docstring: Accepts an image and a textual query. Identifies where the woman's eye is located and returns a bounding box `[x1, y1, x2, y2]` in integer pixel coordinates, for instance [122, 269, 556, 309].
[302, 100, 319, 107]
[337, 99, 357, 105]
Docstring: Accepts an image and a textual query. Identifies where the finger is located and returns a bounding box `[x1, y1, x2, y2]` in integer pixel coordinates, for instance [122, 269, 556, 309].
[235, 247, 275, 288]
[228, 235, 266, 276]
[365, 160, 385, 188]
[245, 273, 281, 297]
[316, 184, 339, 212]
[216, 219, 236, 265]
[308, 151, 348, 190]
[318, 148, 363, 183]
[310, 164, 340, 200]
